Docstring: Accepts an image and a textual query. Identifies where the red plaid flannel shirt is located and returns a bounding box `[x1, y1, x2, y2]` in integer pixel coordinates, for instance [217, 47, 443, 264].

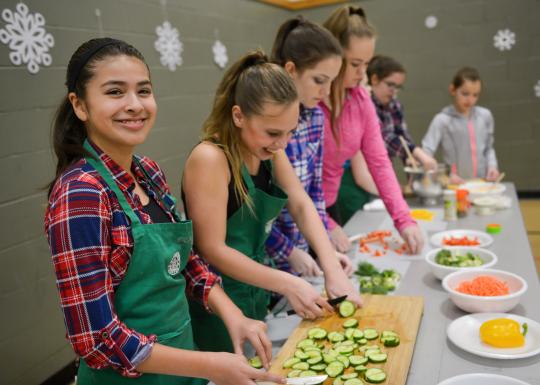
[45, 142, 220, 377]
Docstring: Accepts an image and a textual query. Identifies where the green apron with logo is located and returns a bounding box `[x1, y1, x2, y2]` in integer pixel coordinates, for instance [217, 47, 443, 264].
[78, 141, 206, 385]
[335, 167, 372, 225]
[189, 161, 288, 352]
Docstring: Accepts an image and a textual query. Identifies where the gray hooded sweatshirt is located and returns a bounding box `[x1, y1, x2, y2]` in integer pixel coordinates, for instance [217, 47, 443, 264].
[422, 105, 498, 179]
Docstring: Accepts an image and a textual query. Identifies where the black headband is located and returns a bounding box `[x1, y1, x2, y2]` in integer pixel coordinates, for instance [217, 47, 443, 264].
[67, 38, 120, 92]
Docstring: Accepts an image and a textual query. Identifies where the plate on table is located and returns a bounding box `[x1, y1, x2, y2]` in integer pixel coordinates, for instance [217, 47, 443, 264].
[447, 313, 540, 359]
[437, 373, 531, 385]
[430, 229, 493, 248]
[461, 181, 506, 196]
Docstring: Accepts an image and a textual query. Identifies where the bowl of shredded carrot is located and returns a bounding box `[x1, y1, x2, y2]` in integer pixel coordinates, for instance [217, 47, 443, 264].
[425, 247, 497, 280]
[442, 269, 528, 313]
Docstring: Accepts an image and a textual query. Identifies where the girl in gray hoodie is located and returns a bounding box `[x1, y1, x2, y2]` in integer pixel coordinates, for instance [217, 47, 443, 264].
[422, 67, 500, 184]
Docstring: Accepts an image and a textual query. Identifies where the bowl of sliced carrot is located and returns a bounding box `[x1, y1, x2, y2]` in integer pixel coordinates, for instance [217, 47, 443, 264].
[425, 247, 497, 280]
[442, 268, 527, 313]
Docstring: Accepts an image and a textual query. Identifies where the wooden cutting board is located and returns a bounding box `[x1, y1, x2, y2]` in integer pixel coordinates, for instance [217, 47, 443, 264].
[268, 295, 424, 385]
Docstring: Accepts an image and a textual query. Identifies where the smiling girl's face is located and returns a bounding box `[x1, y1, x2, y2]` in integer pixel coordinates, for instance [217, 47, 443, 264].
[70, 54, 157, 155]
[233, 101, 299, 160]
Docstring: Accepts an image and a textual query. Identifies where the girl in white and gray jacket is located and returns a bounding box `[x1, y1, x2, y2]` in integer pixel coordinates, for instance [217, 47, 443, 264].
[422, 67, 500, 184]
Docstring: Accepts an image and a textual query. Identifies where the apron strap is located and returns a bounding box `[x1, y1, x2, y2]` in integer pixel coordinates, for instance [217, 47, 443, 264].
[83, 140, 142, 226]
[240, 163, 256, 194]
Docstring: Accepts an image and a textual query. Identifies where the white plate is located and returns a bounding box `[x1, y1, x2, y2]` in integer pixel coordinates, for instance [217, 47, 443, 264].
[461, 181, 506, 196]
[447, 313, 540, 359]
[437, 373, 531, 385]
[430, 229, 493, 248]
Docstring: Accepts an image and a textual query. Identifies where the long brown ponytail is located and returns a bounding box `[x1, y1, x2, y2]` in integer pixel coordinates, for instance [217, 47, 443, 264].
[201, 49, 298, 207]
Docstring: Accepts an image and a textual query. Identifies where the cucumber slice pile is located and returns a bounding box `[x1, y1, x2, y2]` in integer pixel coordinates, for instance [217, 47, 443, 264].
[279, 325, 401, 384]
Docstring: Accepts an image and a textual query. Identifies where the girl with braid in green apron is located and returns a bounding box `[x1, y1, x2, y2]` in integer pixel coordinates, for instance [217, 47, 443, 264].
[182, 50, 361, 354]
[45, 38, 284, 385]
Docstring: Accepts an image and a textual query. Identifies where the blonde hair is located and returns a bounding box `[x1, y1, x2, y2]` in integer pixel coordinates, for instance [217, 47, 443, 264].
[202, 49, 298, 208]
[323, 5, 376, 142]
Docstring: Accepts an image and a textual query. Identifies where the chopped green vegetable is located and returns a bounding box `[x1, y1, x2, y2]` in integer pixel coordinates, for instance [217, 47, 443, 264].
[523, 322, 528, 337]
[435, 249, 484, 267]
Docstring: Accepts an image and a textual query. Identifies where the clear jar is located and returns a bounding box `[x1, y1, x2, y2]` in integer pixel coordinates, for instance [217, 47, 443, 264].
[443, 189, 457, 221]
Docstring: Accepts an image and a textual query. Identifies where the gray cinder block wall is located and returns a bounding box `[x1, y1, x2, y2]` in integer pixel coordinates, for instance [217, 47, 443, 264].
[0, 1, 539, 384]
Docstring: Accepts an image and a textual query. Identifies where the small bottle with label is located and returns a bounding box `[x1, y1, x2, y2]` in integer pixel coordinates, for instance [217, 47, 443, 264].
[443, 189, 457, 221]
[456, 189, 470, 218]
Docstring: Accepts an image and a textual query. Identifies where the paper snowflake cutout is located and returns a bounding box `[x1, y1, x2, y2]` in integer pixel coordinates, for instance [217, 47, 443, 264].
[425, 15, 438, 29]
[534, 80, 540, 98]
[154, 21, 183, 71]
[212, 39, 228, 69]
[493, 29, 516, 51]
[0, 3, 54, 74]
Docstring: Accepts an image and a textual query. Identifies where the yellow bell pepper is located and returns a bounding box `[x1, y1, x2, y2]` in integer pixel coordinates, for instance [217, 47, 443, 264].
[480, 318, 525, 348]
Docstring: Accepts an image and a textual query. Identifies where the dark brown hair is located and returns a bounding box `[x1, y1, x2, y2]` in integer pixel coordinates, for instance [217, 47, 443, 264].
[48, 38, 148, 196]
[271, 15, 342, 73]
[201, 49, 298, 207]
[451, 66, 481, 89]
[366, 55, 405, 85]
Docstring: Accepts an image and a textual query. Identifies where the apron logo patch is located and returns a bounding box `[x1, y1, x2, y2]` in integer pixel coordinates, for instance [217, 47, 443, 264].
[168, 251, 181, 276]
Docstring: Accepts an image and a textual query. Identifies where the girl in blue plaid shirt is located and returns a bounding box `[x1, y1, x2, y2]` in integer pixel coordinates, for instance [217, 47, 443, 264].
[265, 16, 354, 277]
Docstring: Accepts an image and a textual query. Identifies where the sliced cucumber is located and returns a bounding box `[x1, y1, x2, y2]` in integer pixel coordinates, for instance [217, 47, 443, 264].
[306, 350, 322, 358]
[328, 331, 345, 343]
[335, 345, 354, 355]
[248, 356, 262, 369]
[354, 364, 368, 373]
[294, 349, 309, 360]
[304, 346, 322, 352]
[323, 353, 338, 364]
[333, 378, 344, 385]
[357, 338, 368, 345]
[363, 328, 379, 340]
[343, 318, 359, 328]
[287, 369, 302, 378]
[348, 355, 368, 366]
[307, 356, 323, 365]
[381, 336, 400, 347]
[310, 363, 327, 371]
[364, 368, 386, 384]
[345, 328, 356, 341]
[297, 338, 316, 349]
[292, 362, 310, 371]
[299, 370, 318, 377]
[339, 340, 355, 347]
[335, 355, 350, 368]
[308, 327, 328, 340]
[341, 372, 359, 380]
[367, 353, 387, 363]
[339, 300, 356, 318]
[283, 357, 301, 368]
[352, 329, 364, 341]
[344, 378, 364, 385]
[325, 361, 345, 378]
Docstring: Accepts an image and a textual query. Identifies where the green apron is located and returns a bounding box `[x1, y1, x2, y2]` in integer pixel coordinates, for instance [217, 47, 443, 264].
[78, 141, 206, 385]
[189, 161, 287, 352]
[335, 167, 372, 225]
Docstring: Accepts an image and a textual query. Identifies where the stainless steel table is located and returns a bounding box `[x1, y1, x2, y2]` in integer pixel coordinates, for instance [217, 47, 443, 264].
[340, 183, 540, 385]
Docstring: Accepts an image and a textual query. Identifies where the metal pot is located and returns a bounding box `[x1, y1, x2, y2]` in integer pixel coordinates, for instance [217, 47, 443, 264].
[404, 164, 448, 205]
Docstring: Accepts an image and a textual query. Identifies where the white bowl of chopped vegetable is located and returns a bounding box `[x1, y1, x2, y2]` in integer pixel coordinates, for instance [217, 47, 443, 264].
[442, 268, 527, 313]
[424, 247, 497, 280]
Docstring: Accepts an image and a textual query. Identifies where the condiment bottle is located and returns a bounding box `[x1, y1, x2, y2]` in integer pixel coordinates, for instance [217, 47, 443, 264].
[456, 189, 470, 218]
[443, 189, 457, 221]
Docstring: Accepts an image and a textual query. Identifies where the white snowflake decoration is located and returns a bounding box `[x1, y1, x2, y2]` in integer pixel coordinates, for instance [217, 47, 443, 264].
[154, 21, 183, 71]
[212, 39, 228, 69]
[425, 15, 438, 29]
[534, 80, 540, 98]
[493, 29, 516, 51]
[0, 3, 54, 74]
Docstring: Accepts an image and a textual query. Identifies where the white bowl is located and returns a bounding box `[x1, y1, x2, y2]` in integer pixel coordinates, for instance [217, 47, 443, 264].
[425, 247, 497, 280]
[442, 268, 527, 313]
[437, 373, 531, 385]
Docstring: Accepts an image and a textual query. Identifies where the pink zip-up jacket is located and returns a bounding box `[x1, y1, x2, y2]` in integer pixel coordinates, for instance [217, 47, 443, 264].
[319, 86, 415, 232]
